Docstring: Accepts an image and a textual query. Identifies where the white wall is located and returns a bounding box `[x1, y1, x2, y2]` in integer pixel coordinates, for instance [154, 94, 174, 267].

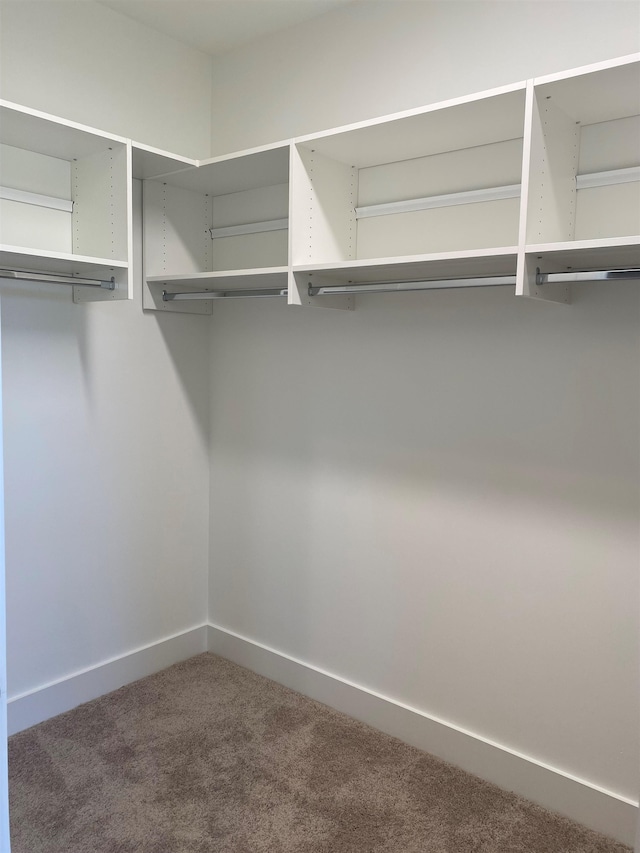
[210, 0, 640, 153]
[207, 0, 640, 812]
[0, 3, 212, 703]
[0, 0, 212, 156]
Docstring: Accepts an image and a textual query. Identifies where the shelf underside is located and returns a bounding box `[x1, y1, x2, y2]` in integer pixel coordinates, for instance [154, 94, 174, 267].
[299, 89, 526, 169]
[132, 144, 197, 181]
[147, 267, 288, 291]
[154, 147, 290, 195]
[0, 245, 128, 281]
[0, 105, 123, 161]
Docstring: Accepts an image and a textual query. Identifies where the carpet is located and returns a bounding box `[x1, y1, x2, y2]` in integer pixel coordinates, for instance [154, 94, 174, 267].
[9, 653, 631, 852]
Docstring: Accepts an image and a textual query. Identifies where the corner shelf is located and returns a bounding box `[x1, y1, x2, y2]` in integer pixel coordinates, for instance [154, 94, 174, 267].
[0, 100, 132, 302]
[142, 143, 290, 314]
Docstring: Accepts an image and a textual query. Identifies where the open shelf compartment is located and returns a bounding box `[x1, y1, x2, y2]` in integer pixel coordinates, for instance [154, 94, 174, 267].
[142, 143, 290, 313]
[0, 100, 132, 301]
[291, 84, 527, 267]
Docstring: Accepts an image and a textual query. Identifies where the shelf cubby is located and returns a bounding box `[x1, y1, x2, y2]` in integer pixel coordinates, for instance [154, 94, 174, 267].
[0, 100, 132, 301]
[142, 144, 290, 313]
[291, 84, 527, 279]
[519, 55, 640, 300]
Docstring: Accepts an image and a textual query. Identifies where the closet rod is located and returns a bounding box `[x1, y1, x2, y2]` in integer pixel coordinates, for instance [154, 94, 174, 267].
[0, 269, 116, 289]
[536, 268, 640, 285]
[308, 275, 516, 296]
[308, 267, 640, 296]
[162, 288, 287, 302]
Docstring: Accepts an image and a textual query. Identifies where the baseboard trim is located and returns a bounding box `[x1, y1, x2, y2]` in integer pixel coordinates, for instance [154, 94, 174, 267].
[8, 625, 208, 736]
[207, 623, 637, 846]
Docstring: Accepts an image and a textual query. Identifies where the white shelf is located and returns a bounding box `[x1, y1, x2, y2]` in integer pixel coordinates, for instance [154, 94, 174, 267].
[142, 143, 291, 312]
[525, 237, 640, 271]
[533, 54, 640, 125]
[0, 245, 128, 276]
[290, 84, 527, 268]
[295, 84, 526, 168]
[131, 142, 197, 181]
[0, 100, 126, 160]
[157, 145, 289, 195]
[0, 101, 132, 302]
[294, 248, 519, 283]
[0, 245, 130, 302]
[147, 267, 288, 291]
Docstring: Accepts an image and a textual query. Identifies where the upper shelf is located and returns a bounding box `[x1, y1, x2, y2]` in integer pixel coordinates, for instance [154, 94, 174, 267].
[0, 100, 126, 160]
[0, 100, 132, 301]
[533, 54, 640, 125]
[151, 143, 290, 195]
[295, 84, 527, 168]
[131, 142, 197, 181]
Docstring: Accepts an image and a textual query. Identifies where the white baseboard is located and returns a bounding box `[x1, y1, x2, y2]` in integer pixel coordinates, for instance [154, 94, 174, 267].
[207, 622, 638, 847]
[8, 625, 208, 736]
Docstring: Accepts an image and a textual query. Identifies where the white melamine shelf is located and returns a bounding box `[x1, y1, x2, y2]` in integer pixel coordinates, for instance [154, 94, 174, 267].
[0, 100, 126, 160]
[131, 142, 197, 181]
[147, 267, 288, 291]
[0, 245, 128, 276]
[0, 100, 132, 301]
[518, 55, 640, 300]
[295, 84, 526, 168]
[143, 143, 291, 312]
[525, 237, 640, 271]
[294, 248, 519, 283]
[292, 85, 526, 267]
[533, 54, 640, 125]
[157, 145, 289, 195]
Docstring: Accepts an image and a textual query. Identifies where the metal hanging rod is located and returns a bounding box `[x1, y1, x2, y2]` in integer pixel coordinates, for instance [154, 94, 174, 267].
[0, 269, 116, 289]
[162, 287, 287, 302]
[536, 268, 640, 285]
[307, 268, 640, 297]
[308, 275, 516, 296]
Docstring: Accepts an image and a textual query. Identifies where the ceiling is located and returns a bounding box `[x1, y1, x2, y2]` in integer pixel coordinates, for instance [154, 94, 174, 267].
[97, 0, 356, 57]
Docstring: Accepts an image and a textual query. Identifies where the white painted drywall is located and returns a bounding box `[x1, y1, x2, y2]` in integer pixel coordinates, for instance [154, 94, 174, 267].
[0, 0, 212, 157]
[208, 285, 639, 802]
[207, 0, 640, 806]
[0, 303, 10, 852]
[2, 181, 211, 700]
[0, 2, 213, 703]
[209, 0, 640, 154]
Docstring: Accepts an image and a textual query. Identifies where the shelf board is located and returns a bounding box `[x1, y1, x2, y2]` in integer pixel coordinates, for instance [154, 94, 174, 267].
[132, 142, 197, 180]
[526, 237, 640, 271]
[294, 248, 518, 283]
[296, 85, 526, 169]
[151, 145, 290, 195]
[534, 56, 640, 125]
[0, 245, 128, 280]
[146, 267, 288, 291]
[0, 100, 126, 160]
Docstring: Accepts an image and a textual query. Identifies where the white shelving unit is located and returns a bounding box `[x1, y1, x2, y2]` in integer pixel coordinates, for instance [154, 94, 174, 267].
[4, 53, 624, 314]
[0, 100, 133, 302]
[141, 144, 290, 314]
[519, 55, 640, 301]
[289, 83, 527, 307]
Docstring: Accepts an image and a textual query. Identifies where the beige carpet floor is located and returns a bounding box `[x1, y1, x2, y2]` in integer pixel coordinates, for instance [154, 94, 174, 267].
[9, 653, 631, 853]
